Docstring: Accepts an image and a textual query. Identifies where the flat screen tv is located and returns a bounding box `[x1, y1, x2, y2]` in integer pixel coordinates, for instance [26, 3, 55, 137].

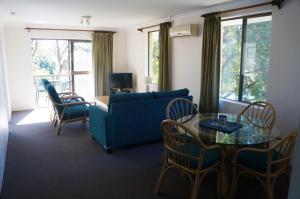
[109, 73, 133, 90]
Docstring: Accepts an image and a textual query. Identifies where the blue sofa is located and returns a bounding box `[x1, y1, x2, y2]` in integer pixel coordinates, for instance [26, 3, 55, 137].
[89, 88, 193, 152]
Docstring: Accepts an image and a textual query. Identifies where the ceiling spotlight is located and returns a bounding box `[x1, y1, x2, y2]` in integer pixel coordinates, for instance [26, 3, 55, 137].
[81, 16, 91, 25]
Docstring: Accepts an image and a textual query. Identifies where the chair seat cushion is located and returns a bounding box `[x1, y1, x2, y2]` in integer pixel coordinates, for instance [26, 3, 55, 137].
[62, 104, 89, 120]
[184, 143, 221, 169]
[237, 150, 281, 172]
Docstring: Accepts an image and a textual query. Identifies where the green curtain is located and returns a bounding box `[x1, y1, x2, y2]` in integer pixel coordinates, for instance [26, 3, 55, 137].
[92, 32, 113, 96]
[158, 22, 171, 91]
[199, 14, 221, 113]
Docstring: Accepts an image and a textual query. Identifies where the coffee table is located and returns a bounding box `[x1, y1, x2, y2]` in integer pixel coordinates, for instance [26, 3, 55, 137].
[95, 96, 109, 111]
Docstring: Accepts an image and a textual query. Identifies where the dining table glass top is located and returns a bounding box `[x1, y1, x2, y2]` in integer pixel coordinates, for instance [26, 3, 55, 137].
[181, 113, 280, 146]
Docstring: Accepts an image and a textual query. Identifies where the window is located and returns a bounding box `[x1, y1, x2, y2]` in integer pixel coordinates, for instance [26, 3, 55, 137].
[71, 41, 93, 101]
[148, 31, 159, 84]
[31, 39, 93, 104]
[219, 14, 272, 103]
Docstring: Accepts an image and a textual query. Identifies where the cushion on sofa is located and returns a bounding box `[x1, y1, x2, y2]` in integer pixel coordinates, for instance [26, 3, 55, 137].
[152, 88, 189, 99]
[109, 92, 153, 106]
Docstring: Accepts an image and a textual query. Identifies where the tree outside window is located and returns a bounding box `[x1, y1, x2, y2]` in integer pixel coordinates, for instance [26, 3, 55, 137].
[148, 31, 159, 84]
[220, 14, 272, 103]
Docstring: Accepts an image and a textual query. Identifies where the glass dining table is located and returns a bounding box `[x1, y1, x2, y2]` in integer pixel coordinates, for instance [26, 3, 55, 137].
[181, 113, 280, 146]
[179, 113, 281, 198]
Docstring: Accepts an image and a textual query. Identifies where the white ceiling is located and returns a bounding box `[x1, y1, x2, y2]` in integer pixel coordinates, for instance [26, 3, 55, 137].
[0, 0, 236, 29]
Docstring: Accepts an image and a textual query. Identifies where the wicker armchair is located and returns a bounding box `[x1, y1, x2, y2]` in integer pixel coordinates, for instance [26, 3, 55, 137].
[240, 101, 276, 129]
[41, 78, 79, 126]
[166, 98, 199, 123]
[230, 129, 297, 199]
[45, 84, 92, 135]
[155, 120, 224, 199]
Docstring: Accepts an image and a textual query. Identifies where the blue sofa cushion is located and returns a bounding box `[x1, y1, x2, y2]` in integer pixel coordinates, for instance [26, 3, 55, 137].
[109, 92, 153, 107]
[153, 88, 189, 99]
[238, 150, 281, 172]
[62, 104, 89, 120]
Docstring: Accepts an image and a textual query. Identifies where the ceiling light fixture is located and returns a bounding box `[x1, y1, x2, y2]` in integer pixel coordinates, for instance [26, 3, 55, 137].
[81, 16, 91, 25]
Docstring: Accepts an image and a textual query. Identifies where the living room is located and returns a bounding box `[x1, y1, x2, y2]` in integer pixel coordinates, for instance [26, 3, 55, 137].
[0, 0, 300, 198]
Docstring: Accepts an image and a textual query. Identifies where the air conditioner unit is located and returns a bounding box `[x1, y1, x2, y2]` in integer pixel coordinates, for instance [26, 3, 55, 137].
[169, 24, 198, 38]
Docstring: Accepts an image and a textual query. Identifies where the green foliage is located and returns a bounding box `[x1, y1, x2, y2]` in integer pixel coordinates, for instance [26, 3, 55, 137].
[220, 23, 242, 100]
[34, 56, 56, 74]
[220, 18, 272, 102]
[151, 35, 159, 84]
[31, 39, 69, 76]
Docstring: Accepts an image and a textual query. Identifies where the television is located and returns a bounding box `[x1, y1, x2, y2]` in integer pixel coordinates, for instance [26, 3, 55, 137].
[109, 73, 133, 90]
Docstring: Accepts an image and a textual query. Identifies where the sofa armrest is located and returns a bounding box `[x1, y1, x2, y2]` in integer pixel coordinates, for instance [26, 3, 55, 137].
[89, 105, 111, 150]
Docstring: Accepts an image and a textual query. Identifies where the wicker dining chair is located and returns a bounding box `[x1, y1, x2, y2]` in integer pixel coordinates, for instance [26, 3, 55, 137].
[166, 98, 199, 123]
[155, 120, 224, 199]
[230, 129, 297, 199]
[240, 101, 276, 129]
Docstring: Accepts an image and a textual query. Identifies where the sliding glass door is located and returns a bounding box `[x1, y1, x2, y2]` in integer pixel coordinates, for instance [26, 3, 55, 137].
[31, 39, 93, 105]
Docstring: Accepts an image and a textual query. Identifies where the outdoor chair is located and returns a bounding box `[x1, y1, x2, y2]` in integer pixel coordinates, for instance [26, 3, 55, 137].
[45, 84, 92, 135]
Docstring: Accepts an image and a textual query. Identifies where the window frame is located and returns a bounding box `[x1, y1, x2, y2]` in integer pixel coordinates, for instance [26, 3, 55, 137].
[220, 12, 272, 103]
[69, 40, 92, 93]
[147, 30, 159, 84]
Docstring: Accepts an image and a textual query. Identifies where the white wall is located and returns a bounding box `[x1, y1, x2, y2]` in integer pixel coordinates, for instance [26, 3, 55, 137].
[289, 123, 300, 199]
[4, 25, 35, 111]
[126, 16, 204, 101]
[4, 25, 127, 111]
[265, 0, 300, 198]
[171, 16, 203, 104]
[0, 21, 10, 193]
[126, 28, 147, 92]
[113, 31, 127, 72]
[267, 0, 300, 133]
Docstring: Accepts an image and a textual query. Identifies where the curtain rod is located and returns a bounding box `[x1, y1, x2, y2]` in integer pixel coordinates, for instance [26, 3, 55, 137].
[24, 27, 117, 33]
[137, 22, 171, 32]
[201, 0, 284, 17]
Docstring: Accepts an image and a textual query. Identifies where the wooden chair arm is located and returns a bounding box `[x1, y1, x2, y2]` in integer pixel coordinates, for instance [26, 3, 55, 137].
[63, 101, 92, 107]
[58, 91, 77, 96]
[233, 147, 271, 164]
[271, 157, 290, 165]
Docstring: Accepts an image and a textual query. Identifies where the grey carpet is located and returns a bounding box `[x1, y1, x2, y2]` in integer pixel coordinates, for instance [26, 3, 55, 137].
[1, 110, 289, 199]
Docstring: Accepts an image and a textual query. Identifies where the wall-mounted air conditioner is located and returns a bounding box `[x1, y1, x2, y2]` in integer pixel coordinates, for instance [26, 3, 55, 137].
[169, 24, 198, 38]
